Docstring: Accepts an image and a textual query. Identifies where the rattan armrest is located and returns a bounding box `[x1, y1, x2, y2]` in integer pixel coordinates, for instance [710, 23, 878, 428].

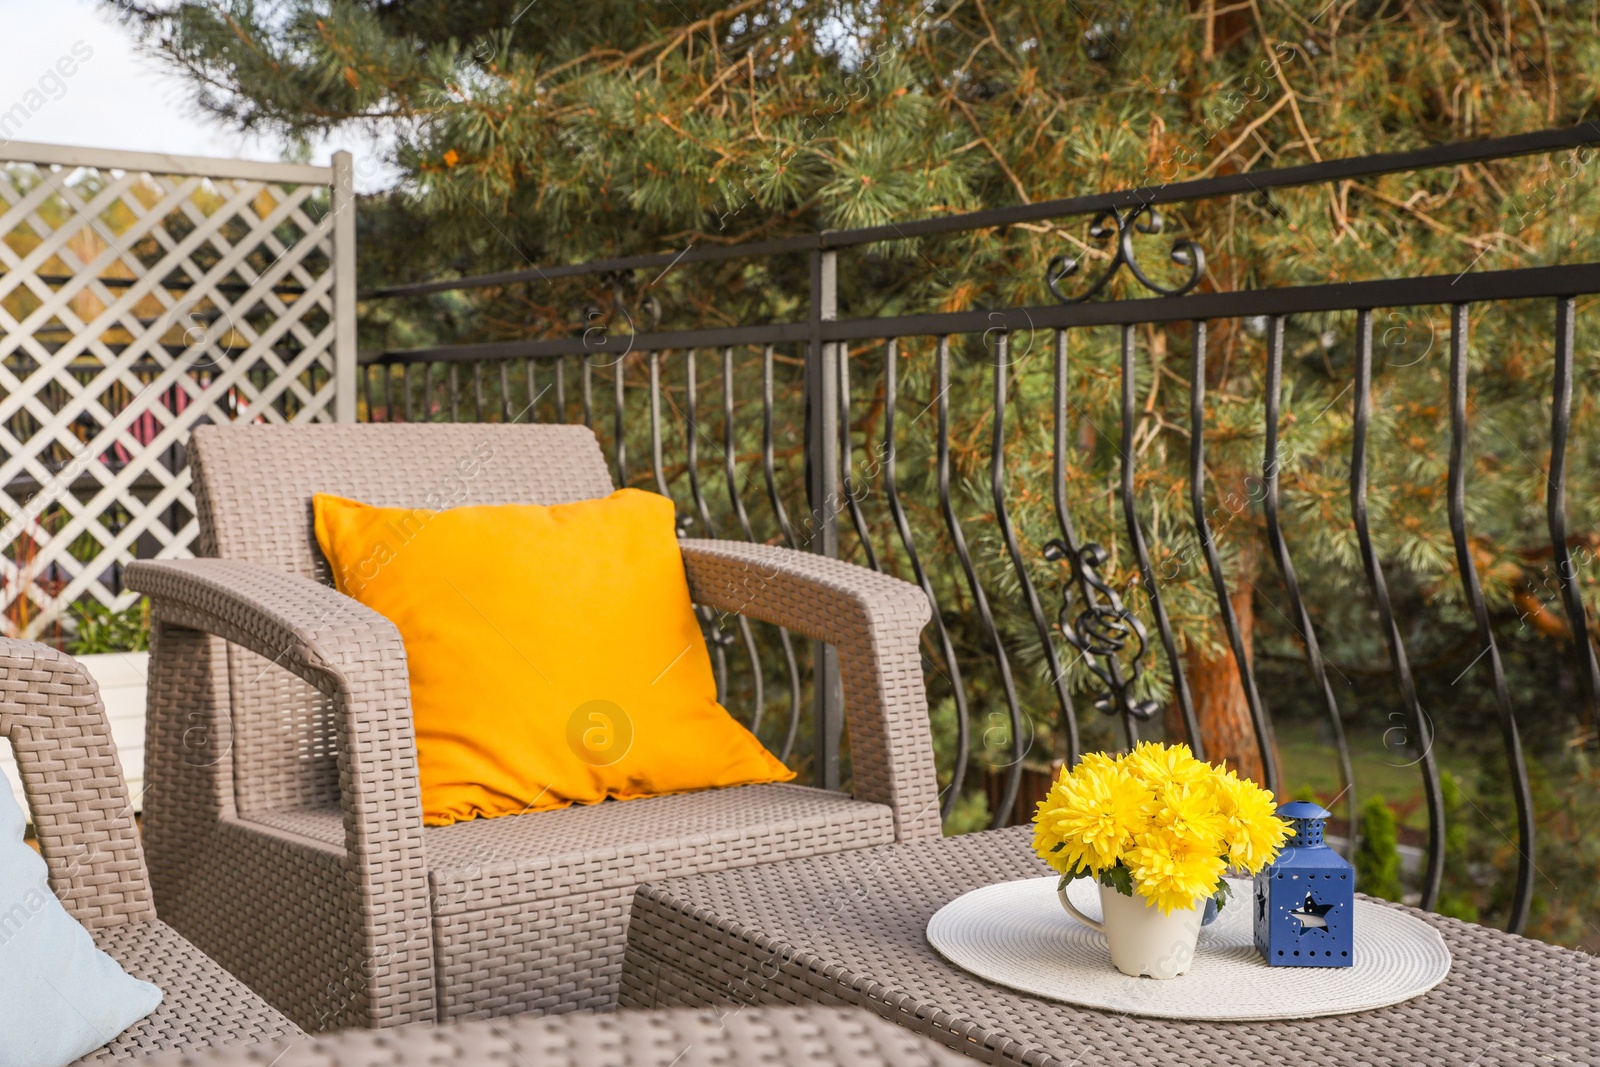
[678, 539, 941, 842]
[127, 559, 404, 700]
[0, 638, 155, 929]
[125, 557, 424, 845]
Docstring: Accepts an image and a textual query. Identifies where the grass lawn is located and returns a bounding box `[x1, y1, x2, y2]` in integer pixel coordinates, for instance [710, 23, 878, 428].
[1274, 717, 1481, 835]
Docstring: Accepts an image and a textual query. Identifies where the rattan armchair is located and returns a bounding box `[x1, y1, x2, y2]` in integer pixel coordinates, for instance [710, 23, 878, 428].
[0, 638, 301, 1062]
[125, 422, 941, 1033]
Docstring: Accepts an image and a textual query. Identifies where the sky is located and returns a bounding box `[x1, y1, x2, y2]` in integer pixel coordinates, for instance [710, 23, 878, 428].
[0, 0, 396, 191]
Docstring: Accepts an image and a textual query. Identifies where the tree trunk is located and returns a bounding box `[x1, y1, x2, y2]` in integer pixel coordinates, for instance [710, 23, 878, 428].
[1169, 538, 1268, 785]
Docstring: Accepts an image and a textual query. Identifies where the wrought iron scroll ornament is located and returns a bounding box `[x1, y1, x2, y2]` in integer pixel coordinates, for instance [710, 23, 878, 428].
[581, 269, 663, 352]
[1042, 539, 1162, 721]
[1045, 205, 1206, 303]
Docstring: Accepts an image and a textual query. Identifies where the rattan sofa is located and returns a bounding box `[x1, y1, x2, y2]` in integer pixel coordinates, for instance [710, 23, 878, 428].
[0, 638, 301, 1062]
[124, 422, 941, 1033]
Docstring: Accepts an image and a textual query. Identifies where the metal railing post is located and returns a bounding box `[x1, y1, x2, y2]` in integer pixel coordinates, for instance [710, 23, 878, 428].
[805, 248, 843, 790]
[332, 150, 359, 423]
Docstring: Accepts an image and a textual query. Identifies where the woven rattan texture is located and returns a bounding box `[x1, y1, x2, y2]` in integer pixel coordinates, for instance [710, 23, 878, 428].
[187, 422, 616, 576]
[620, 826, 1600, 1066]
[0, 638, 302, 1061]
[126, 1006, 970, 1067]
[79, 920, 301, 1061]
[679, 540, 940, 843]
[0, 639, 152, 929]
[132, 562, 435, 1032]
[238, 784, 897, 1019]
[127, 423, 943, 1032]
[424, 783, 897, 1019]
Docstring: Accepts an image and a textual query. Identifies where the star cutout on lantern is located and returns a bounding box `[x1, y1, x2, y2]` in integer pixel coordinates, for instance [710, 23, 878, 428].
[1288, 892, 1333, 931]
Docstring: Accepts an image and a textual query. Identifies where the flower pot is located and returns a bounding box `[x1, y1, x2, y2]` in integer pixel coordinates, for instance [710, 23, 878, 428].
[1058, 881, 1204, 979]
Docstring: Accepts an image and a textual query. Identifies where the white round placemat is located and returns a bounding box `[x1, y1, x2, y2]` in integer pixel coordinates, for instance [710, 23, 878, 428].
[926, 876, 1450, 1021]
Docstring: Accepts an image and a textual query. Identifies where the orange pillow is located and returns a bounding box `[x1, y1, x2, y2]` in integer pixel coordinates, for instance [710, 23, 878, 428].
[313, 488, 792, 826]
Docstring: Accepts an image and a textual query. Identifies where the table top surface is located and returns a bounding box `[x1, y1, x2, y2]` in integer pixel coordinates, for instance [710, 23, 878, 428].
[628, 826, 1600, 1067]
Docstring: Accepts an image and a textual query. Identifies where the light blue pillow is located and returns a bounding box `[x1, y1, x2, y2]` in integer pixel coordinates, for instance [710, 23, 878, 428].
[0, 763, 161, 1067]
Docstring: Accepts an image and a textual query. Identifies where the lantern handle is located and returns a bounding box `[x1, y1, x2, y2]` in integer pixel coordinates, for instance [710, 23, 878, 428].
[1058, 883, 1105, 933]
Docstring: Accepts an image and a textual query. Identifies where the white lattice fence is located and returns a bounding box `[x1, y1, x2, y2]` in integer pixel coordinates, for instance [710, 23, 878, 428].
[0, 142, 356, 640]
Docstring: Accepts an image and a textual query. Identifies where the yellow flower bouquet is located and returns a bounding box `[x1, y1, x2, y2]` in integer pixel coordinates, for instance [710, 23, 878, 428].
[1033, 742, 1291, 915]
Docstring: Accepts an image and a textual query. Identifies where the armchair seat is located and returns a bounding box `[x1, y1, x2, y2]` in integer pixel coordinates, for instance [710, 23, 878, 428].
[244, 783, 895, 1018]
[85, 920, 297, 1061]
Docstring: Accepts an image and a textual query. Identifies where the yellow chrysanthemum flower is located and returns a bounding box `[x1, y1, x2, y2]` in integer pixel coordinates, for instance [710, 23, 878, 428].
[1147, 780, 1227, 853]
[1125, 828, 1228, 914]
[1075, 750, 1122, 775]
[1212, 769, 1291, 874]
[1032, 823, 1069, 875]
[1032, 790, 1073, 875]
[1124, 741, 1210, 789]
[1031, 759, 1153, 874]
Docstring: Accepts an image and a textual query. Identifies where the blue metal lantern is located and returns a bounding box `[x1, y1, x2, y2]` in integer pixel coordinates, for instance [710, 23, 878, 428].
[1253, 801, 1354, 967]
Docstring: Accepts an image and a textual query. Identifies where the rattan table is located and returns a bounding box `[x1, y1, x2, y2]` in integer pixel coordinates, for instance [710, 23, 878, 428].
[123, 1006, 966, 1066]
[619, 826, 1600, 1066]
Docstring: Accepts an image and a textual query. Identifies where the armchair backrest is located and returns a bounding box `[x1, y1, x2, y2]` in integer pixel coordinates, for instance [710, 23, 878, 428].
[184, 423, 616, 818]
[190, 423, 616, 577]
[0, 639, 155, 929]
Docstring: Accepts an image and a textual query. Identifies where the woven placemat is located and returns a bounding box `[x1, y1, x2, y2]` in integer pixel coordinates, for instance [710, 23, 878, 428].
[926, 876, 1451, 1021]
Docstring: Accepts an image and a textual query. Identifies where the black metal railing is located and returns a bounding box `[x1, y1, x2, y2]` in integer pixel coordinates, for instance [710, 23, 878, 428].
[358, 123, 1600, 935]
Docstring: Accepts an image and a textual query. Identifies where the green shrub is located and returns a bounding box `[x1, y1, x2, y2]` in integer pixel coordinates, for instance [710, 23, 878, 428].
[1356, 795, 1403, 901]
[1436, 771, 1480, 922]
[67, 599, 150, 656]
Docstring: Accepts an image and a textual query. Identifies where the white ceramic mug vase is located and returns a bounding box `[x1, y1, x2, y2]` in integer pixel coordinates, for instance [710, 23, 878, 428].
[1058, 882, 1204, 979]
